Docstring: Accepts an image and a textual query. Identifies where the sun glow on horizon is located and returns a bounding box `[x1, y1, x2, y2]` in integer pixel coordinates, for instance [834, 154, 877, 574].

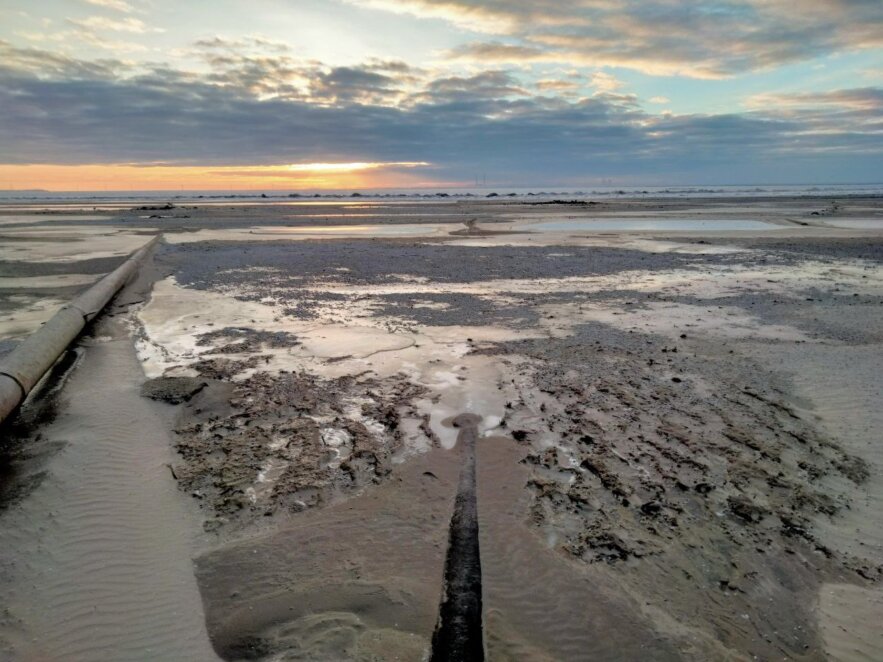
[284, 161, 429, 172]
[0, 162, 442, 192]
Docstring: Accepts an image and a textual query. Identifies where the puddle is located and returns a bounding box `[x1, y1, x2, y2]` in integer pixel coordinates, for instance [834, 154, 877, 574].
[166, 224, 452, 243]
[0, 205, 159, 212]
[0, 274, 101, 289]
[174, 199, 457, 207]
[443, 235, 748, 253]
[281, 212, 468, 218]
[0, 227, 154, 263]
[279, 259, 881, 303]
[256, 224, 446, 236]
[135, 251, 882, 446]
[0, 295, 67, 340]
[525, 218, 781, 232]
[539, 299, 812, 342]
[136, 249, 880, 472]
[135, 278, 532, 449]
[821, 219, 883, 230]
[0, 214, 106, 226]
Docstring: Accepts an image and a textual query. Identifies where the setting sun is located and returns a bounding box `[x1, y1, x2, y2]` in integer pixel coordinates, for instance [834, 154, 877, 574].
[0, 162, 439, 191]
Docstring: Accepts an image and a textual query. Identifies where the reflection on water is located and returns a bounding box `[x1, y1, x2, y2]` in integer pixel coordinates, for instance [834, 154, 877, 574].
[0, 214, 106, 225]
[821, 219, 883, 229]
[0, 200, 459, 211]
[526, 218, 781, 232]
[254, 224, 440, 236]
[281, 212, 467, 218]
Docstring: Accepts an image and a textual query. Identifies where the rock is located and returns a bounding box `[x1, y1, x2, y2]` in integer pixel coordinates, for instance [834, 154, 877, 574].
[727, 495, 768, 523]
[140, 377, 207, 404]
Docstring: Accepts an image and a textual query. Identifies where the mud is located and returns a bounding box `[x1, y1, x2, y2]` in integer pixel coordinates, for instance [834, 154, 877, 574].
[161, 241, 730, 292]
[194, 442, 460, 661]
[0, 348, 79, 509]
[195, 327, 301, 353]
[481, 325, 875, 657]
[136, 226, 883, 660]
[165, 367, 435, 533]
[2, 197, 882, 660]
[141, 376, 207, 404]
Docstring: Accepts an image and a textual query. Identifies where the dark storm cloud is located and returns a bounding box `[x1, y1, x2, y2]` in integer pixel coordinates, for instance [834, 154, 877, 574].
[413, 71, 529, 106]
[310, 67, 400, 104]
[0, 41, 880, 182]
[184, 41, 421, 105]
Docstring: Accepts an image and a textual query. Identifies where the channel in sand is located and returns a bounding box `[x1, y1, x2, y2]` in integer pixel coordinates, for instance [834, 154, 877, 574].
[193, 440, 462, 660]
[430, 413, 484, 661]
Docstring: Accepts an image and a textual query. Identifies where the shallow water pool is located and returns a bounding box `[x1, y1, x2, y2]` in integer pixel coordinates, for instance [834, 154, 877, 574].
[821, 219, 883, 230]
[253, 224, 441, 236]
[525, 218, 781, 232]
[0, 214, 107, 226]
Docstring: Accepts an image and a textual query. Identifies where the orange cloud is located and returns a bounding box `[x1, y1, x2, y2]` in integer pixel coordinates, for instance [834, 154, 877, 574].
[0, 162, 437, 191]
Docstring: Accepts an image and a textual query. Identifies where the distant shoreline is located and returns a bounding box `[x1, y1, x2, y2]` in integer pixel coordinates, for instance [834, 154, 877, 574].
[1, 182, 883, 204]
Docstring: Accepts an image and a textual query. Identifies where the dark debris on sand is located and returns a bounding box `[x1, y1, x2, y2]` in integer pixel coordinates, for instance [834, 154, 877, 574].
[160, 368, 433, 532]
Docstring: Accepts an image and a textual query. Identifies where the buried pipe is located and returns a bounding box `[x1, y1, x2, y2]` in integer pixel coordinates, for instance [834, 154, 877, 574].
[0, 234, 161, 426]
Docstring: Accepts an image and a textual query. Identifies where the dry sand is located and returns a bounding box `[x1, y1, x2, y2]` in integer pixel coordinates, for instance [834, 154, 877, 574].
[0, 195, 881, 660]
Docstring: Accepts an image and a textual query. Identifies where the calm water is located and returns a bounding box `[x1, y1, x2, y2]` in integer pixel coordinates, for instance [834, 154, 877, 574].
[821, 219, 883, 229]
[525, 219, 781, 232]
[1, 183, 881, 204]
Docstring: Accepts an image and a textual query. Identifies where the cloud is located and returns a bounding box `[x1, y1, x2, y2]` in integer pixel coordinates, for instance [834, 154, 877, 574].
[208, 161, 431, 178]
[356, 0, 883, 78]
[188, 42, 422, 105]
[535, 79, 581, 93]
[747, 87, 883, 112]
[23, 29, 149, 52]
[83, 0, 137, 13]
[589, 72, 624, 93]
[0, 39, 131, 78]
[415, 70, 530, 105]
[445, 41, 549, 62]
[193, 35, 292, 54]
[649, 96, 670, 104]
[0, 42, 879, 183]
[310, 66, 401, 105]
[344, 0, 519, 33]
[742, 88, 883, 154]
[67, 16, 162, 33]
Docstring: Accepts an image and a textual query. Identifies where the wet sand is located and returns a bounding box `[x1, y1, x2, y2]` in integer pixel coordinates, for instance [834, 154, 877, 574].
[0, 316, 217, 660]
[0, 195, 881, 660]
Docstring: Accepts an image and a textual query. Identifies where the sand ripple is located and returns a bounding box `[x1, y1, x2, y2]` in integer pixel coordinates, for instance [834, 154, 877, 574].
[0, 336, 216, 661]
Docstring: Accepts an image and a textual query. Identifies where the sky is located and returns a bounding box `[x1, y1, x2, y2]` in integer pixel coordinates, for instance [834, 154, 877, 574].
[0, 0, 881, 190]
